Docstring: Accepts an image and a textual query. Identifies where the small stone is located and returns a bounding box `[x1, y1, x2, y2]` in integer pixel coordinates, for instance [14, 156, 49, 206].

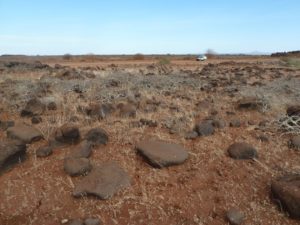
[84, 218, 102, 225]
[290, 136, 300, 150]
[64, 157, 92, 177]
[195, 121, 215, 136]
[36, 146, 53, 157]
[226, 208, 245, 225]
[55, 124, 80, 144]
[31, 116, 42, 124]
[287, 105, 300, 117]
[227, 142, 258, 160]
[136, 140, 188, 168]
[230, 119, 241, 128]
[237, 97, 263, 110]
[257, 134, 269, 142]
[84, 128, 108, 145]
[185, 131, 198, 140]
[21, 98, 46, 117]
[67, 219, 83, 225]
[47, 102, 57, 110]
[212, 119, 226, 129]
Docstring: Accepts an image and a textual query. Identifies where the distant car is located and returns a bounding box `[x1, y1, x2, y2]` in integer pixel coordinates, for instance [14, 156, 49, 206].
[196, 55, 207, 61]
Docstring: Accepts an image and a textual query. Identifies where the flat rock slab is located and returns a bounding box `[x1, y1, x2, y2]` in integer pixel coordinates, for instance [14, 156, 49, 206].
[271, 174, 300, 219]
[7, 124, 43, 144]
[227, 142, 258, 160]
[136, 140, 188, 168]
[73, 162, 130, 199]
[0, 140, 26, 173]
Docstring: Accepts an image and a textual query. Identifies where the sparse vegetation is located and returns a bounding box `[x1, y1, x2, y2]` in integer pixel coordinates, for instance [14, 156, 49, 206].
[281, 57, 300, 69]
[157, 57, 171, 65]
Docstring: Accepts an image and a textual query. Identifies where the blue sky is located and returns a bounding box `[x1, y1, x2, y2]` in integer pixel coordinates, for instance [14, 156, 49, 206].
[0, 0, 299, 55]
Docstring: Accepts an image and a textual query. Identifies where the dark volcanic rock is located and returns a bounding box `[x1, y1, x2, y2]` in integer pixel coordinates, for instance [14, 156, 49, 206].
[67, 219, 84, 225]
[0, 140, 26, 173]
[84, 218, 102, 225]
[84, 128, 108, 145]
[55, 124, 80, 144]
[36, 146, 53, 158]
[226, 208, 245, 225]
[227, 142, 258, 160]
[21, 98, 46, 117]
[290, 136, 300, 150]
[287, 105, 300, 117]
[237, 97, 263, 110]
[31, 116, 42, 124]
[195, 121, 215, 136]
[7, 124, 43, 144]
[185, 131, 198, 140]
[271, 174, 300, 219]
[70, 140, 93, 158]
[229, 119, 241, 128]
[136, 140, 189, 168]
[73, 162, 130, 199]
[86, 103, 114, 119]
[47, 101, 57, 110]
[64, 157, 92, 177]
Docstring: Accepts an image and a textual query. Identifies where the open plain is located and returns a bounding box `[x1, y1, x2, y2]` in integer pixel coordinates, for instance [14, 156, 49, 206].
[0, 55, 300, 225]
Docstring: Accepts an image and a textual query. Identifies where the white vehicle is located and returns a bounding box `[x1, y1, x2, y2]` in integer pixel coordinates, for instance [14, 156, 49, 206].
[196, 55, 207, 61]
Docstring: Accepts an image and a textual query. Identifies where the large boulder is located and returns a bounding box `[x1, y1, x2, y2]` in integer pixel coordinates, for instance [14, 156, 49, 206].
[0, 140, 26, 173]
[271, 175, 300, 219]
[21, 98, 46, 117]
[73, 162, 130, 199]
[136, 140, 189, 168]
[227, 142, 258, 160]
[7, 124, 43, 144]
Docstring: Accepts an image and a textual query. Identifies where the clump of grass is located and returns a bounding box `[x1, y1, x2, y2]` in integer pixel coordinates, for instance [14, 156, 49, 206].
[157, 57, 171, 65]
[281, 57, 300, 69]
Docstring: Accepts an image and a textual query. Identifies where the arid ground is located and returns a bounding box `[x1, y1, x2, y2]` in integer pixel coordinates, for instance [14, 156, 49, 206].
[0, 55, 300, 225]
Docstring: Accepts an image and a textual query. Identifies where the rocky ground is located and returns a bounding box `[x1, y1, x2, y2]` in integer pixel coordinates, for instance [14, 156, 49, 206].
[0, 56, 300, 225]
